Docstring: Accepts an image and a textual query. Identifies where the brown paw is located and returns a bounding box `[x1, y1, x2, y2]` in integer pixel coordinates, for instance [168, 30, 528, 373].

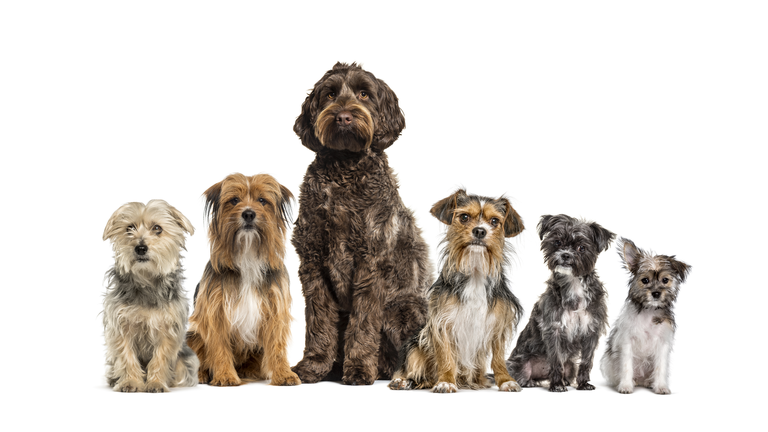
[342, 369, 375, 386]
[209, 373, 242, 387]
[388, 378, 414, 390]
[271, 371, 301, 386]
[145, 381, 169, 393]
[198, 368, 211, 384]
[432, 381, 457, 393]
[291, 361, 327, 384]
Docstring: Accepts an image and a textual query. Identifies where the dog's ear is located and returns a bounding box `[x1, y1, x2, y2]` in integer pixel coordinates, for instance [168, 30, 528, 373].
[431, 189, 467, 225]
[537, 214, 558, 240]
[294, 87, 324, 152]
[500, 199, 525, 238]
[589, 221, 616, 252]
[618, 237, 641, 273]
[150, 199, 194, 236]
[371, 78, 405, 151]
[669, 256, 691, 283]
[276, 183, 294, 228]
[203, 180, 223, 233]
[103, 203, 133, 242]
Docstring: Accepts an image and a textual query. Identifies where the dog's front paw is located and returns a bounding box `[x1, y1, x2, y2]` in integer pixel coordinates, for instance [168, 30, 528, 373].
[113, 378, 146, 393]
[499, 380, 522, 392]
[653, 386, 671, 395]
[577, 382, 596, 391]
[342, 368, 375, 386]
[271, 370, 301, 386]
[617, 382, 634, 394]
[388, 378, 414, 390]
[198, 368, 211, 384]
[549, 383, 568, 392]
[291, 361, 327, 384]
[432, 382, 457, 393]
[209, 373, 242, 387]
[145, 381, 169, 393]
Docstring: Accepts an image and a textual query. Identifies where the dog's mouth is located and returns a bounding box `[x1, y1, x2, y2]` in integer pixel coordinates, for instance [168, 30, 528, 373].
[468, 240, 486, 248]
[134, 256, 151, 263]
[315, 103, 374, 152]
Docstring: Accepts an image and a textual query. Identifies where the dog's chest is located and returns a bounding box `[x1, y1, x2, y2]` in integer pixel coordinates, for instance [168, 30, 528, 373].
[559, 277, 592, 339]
[228, 254, 265, 346]
[622, 308, 674, 356]
[452, 275, 495, 370]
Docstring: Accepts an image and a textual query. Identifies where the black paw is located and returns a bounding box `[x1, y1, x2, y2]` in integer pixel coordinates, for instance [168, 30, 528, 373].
[549, 383, 568, 392]
[577, 382, 596, 391]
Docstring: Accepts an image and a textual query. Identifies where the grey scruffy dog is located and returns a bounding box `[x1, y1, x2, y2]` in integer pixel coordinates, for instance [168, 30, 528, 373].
[102, 200, 199, 392]
[600, 238, 690, 394]
[506, 214, 615, 392]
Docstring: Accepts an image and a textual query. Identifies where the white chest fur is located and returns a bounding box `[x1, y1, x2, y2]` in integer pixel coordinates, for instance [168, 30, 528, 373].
[560, 275, 592, 340]
[616, 305, 674, 359]
[452, 272, 495, 372]
[228, 251, 266, 346]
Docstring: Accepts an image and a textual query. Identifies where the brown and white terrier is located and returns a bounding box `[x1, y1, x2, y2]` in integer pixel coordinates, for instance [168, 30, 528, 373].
[388, 189, 525, 393]
[186, 173, 300, 386]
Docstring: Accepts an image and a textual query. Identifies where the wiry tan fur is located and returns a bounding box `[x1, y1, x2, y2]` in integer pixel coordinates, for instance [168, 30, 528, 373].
[102, 199, 199, 392]
[186, 173, 300, 386]
[389, 190, 524, 393]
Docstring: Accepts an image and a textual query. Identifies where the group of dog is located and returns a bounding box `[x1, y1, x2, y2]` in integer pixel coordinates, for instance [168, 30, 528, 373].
[101, 62, 690, 395]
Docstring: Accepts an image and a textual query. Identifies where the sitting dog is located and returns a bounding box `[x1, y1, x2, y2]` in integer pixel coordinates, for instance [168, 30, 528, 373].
[601, 238, 690, 394]
[102, 199, 199, 392]
[506, 214, 615, 392]
[186, 173, 300, 387]
[291, 62, 433, 385]
[388, 190, 525, 393]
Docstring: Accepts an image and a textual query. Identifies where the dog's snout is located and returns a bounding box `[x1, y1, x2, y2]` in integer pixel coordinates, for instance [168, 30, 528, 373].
[135, 245, 148, 256]
[651, 291, 661, 299]
[242, 209, 256, 223]
[472, 227, 487, 239]
[561, 252, 572, 261]
[336, 111, 353, 126]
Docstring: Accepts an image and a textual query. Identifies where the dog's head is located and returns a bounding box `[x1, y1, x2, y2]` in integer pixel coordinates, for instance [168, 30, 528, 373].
[431, 189, 524, 276]
[538, 214, 615, 277]
[203, 173, 293, 271]
[618, 237, 690, 310]
[294, 62, 405, 153]
[103, 200, 194, 277]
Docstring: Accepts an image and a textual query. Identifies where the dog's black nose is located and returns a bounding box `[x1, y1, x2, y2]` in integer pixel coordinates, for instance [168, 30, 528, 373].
[652, 291, 661, 299]
[336, 111, 353, 126]
[242, 209, 256, 223]
[472, 227, 486, 239]
[135, 245, 148, 256]
[561, 252, 572, 261]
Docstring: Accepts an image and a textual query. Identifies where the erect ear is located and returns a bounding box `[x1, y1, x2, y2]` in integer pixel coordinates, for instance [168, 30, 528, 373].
[590, 221, 616, 252]
[669, 256, 691, 283]
[500, 199, 524, 238]
[371, 78, 405, 151]
[618, 237, 641, 273]
[203, 180, 223, 233]
[430, 189, 468, 225]
[163, 201, 195, 236]
[276, 183, 295, 228]
[537, 214, 558, 240]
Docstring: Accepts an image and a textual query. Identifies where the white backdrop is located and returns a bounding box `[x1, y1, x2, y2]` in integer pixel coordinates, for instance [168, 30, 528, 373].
[1, 1, 764, 430]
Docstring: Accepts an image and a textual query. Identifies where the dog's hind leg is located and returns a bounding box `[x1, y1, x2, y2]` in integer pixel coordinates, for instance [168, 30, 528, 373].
[173, 343, 199, 387]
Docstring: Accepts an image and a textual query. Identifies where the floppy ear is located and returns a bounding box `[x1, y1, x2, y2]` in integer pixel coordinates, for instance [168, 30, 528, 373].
[277, 183, 295, 228]
[371, 78, 405, 151]
[203, 180, 223, 234]
[537, 215, 557, 240]
[501, 199, 524, 238]
[618, 237, 641, 273]
[669, 257, 691, 283]
[103, 202, 142, 242]
[430, 189, 467, 225]
[590, 221, 616, 252]
[165, 202, 195, 236]
[293, 87, 324, 152]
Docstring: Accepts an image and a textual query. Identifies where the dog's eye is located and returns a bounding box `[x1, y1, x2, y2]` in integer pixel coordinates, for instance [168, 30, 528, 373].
[258, 198, 267, 205]
[229, 198, 240, 206]
[662, 277, 669, 284]
[328, 92, 336, 100]
[554, 240, 562, 247]
[459, 214, 469, 223]
[490, 218, 499, 227]
[360, 91, 368, 100]
[578, 245, 585, 252]
[641, 277, 650, 284]
[153, 225, 163, 235]
[126, 225, 135, 233]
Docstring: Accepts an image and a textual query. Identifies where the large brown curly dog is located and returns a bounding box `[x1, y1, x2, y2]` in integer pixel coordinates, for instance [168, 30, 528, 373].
[291, 62, 433, 385]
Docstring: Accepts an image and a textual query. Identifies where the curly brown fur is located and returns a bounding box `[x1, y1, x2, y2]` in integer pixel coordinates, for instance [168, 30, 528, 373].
[186, 173, 300, 387]
[291, 62, 432, 385]
[506, 214, 615, 392]
[389, 190, 524, 393]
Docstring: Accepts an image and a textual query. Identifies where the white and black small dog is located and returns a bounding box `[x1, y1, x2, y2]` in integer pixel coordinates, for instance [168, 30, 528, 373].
[506, 214, 615, 392]
[600, 238, 690, 394]
[102, 200, 199, 392]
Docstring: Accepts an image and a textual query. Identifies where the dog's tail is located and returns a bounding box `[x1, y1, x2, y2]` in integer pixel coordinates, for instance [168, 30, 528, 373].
[174, 343, 200, 387]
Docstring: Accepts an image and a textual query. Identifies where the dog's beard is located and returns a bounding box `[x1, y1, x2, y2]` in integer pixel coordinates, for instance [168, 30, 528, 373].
[235, 229, 261, 256]
[314, 103, 374, 152]
[554, 265, 573, 276]
[459, 245, 489, 275]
